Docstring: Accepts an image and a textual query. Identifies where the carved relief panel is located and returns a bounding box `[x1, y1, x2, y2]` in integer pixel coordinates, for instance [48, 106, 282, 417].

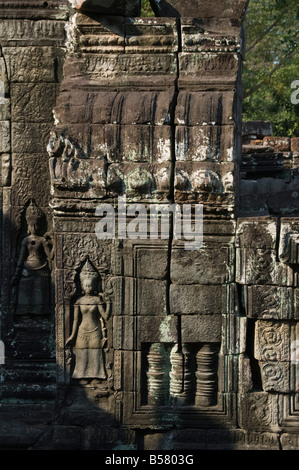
[237, 217, 299, 431]
[40, 0, 250, 444]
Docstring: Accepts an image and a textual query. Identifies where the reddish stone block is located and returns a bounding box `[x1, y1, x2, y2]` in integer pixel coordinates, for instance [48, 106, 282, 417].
[263, 136, 290, 152]
[291, 137, 299, 152]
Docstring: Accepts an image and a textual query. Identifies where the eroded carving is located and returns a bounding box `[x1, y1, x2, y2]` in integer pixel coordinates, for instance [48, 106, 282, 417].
[11, 200, 53, 318]
[146, 343, 170, 407]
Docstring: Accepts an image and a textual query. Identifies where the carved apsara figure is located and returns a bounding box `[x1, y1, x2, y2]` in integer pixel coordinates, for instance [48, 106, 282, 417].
[65, 258, 111, 379]
[11, 200, 53, 317]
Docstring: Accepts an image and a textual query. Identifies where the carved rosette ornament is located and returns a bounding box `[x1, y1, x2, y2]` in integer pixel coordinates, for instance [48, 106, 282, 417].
[169, 344, 184, 403]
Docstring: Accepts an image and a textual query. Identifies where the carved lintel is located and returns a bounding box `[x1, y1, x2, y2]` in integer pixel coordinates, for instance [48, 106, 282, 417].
[1, 154, 11, 186]
[0, 0, 69, 19]
[169, 344, 184, 403]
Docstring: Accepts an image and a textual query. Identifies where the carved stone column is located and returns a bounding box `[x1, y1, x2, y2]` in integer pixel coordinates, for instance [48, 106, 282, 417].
[147, 343, 170, 407]
[0, 0, 258, 450]
[195, 343, 219, 407]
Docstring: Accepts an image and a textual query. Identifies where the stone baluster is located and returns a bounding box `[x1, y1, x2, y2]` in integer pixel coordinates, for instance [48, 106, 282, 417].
[147, 343, 169, 406]
[181, 343, 194, 405]
[195, 343, 219, 407]
[169, 343, 184, 403]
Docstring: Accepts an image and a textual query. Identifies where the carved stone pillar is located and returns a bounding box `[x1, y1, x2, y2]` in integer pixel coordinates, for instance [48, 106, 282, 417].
[147, 343, 170, 407]
[181, 343, 194, 405]
[195, 343, 219, 407]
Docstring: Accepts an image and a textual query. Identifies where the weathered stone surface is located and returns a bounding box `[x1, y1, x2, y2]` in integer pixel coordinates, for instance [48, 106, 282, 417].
[174, 161, 236, 213]
[3, 0, 299, 452]
[179, 51, 241, 86]
[0, 121, 10, 153]
[175, 91, 236, 126]
[62, 52, 178, 89]
[11, 83, 58, 122]
[12, 122, 53, 153]
[242, 120, 273, 138]
[281, 433, 299, 450]
[113, 277, 168, 316]
[181, 315, 223, 342]
[279, 218, 299, 264]
[175, 125, 236, 162]
[181, 17, 244, 54]
[3, 46, 63, 82]
[0, 19, 66, 45]
[236, 217, 293, 286]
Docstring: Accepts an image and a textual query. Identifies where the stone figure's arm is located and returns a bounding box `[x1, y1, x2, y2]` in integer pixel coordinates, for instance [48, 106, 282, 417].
[98, 297, 111, 322]
[42, 236, 54, 270]
[65, 304, 80, 347]
[11, 238, 28, 286]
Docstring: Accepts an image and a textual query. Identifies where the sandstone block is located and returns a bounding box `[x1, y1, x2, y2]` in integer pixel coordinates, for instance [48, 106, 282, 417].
[242, 120, 272, 138]
[12, 122, 52, 152]
[175, 91, 235, 126]
[3, 46, 61, 82]
[149, 0, 248, 20]
[11, 83, 58, 122]
[169, 284, 227, 315]
[175, 125, 235, 162]
[113, 277, 167, 316]
[181, 315, 223, 342]
[291, 137, 299, 152]
[170, 239, 234, 284]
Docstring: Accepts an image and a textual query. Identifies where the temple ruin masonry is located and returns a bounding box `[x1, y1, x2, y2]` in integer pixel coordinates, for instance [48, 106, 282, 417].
[1, 0, 299, 450]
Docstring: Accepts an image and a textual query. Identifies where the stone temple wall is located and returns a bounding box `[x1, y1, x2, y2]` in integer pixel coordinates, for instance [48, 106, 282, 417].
[0, 0, 299, 451]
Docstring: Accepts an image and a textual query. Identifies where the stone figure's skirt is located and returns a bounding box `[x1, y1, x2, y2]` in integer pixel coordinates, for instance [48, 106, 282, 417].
[15, 267, 50, 316]
[72, 348, 106, 379]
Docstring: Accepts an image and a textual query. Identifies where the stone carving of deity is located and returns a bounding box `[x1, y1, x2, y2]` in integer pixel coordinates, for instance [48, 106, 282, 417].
[11, 200, 53, 317]
[65, 258, 111, 380]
